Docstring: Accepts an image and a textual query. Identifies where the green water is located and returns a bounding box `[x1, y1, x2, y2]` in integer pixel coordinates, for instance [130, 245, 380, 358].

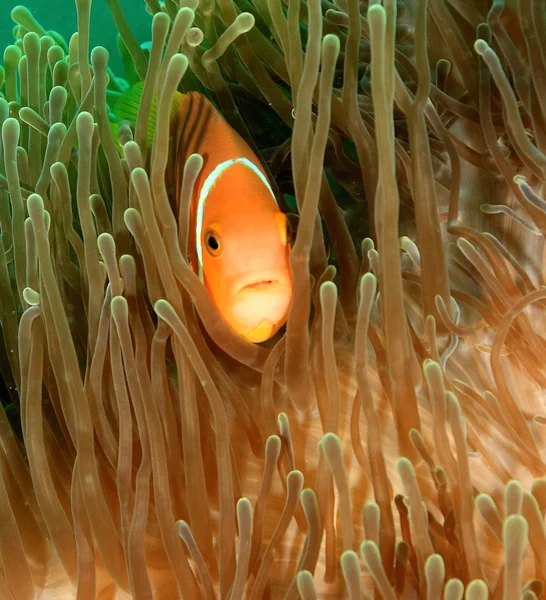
[0, 0, 153, 74]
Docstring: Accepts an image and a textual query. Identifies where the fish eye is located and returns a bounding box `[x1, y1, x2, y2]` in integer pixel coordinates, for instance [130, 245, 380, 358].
[204, 229, 222, 257]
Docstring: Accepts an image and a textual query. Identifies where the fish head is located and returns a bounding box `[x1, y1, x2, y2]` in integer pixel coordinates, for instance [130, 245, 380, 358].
[201, 208, 293, 343]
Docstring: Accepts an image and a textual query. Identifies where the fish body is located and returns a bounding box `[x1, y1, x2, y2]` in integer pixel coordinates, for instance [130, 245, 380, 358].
[114, 86, 293, 343]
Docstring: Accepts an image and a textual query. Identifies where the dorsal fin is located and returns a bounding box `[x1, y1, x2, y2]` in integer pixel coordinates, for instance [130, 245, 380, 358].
[112, 81, 184, 148]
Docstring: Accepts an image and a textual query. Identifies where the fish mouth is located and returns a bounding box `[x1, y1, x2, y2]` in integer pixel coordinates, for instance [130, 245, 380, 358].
[225, 271, 293, 342]
[234, 271, 291, 297]
[238, 279, 282, 293]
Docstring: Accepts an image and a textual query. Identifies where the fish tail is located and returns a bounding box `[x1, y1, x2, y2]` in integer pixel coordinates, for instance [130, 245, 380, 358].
[112, 81, 184, 148]
[109, 121, 124, 157]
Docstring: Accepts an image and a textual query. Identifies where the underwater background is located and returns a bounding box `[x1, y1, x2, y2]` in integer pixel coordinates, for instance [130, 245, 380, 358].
[3, 0, 546, 598]
[0, 0, 151, 73]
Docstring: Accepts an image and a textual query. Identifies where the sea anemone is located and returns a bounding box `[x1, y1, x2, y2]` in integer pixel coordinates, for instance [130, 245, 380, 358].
[1, 0, 546, 598]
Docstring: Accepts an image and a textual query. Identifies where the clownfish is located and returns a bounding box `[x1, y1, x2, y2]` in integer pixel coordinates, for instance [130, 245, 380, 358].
[112, 84, 293, 343]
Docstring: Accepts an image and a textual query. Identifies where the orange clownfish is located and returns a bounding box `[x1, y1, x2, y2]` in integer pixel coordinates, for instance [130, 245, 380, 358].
[113, 84, 293, 343]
